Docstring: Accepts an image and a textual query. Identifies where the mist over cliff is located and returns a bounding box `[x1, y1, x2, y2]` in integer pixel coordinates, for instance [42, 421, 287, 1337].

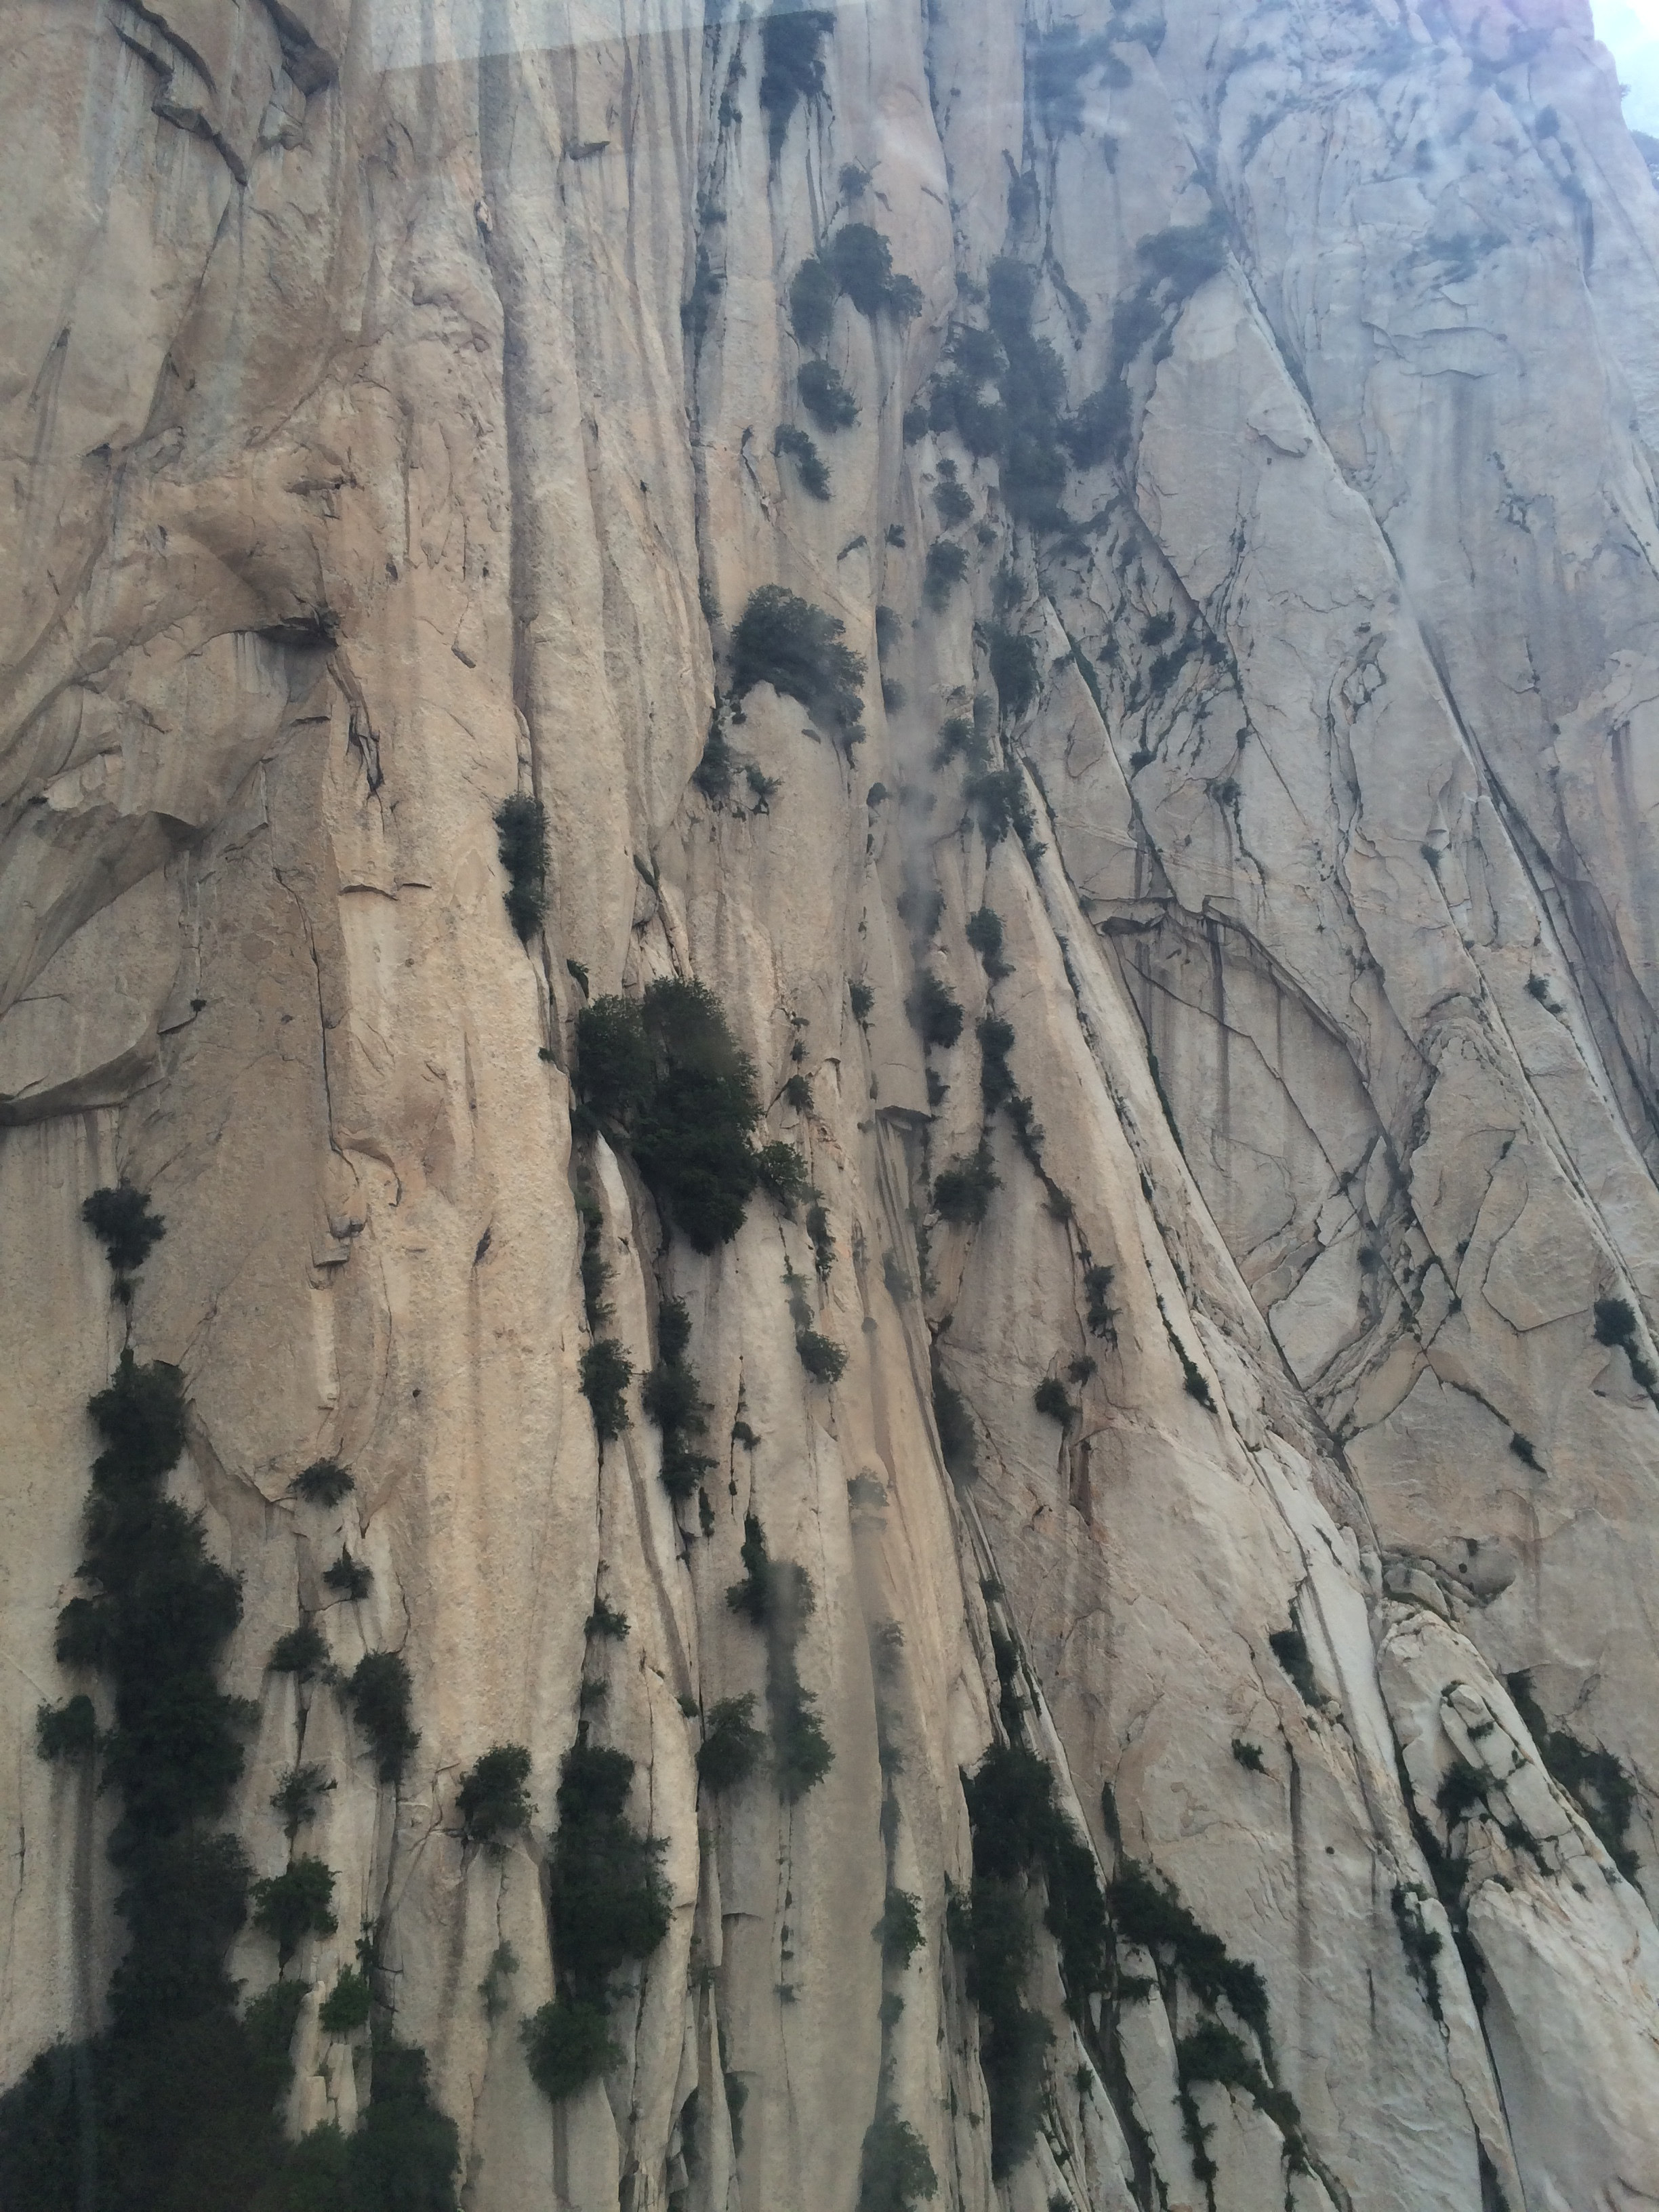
[5, 0, 1659, 2205]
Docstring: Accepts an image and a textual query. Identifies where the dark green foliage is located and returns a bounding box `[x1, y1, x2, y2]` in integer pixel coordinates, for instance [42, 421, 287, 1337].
[681, 246, 723, 340]
[773, 1681, 834, 1797]
[82, 1183, 165, 1278]
[535, 1743, 669, 2088]
[964, 767, 1036, 849]
[1592, 1294, 1658, 1386]
[850, 980, 875, 1022]
[577, 1191, 611, 1329]
[725, 1516, 832, 1799]
[323, 1550, 373, 1602]
[318, 1968, 373, 2038]
[849, 1471, 888, 1507]
[806, 1200, 834, 1280]
[1033, 1378, 1073, 1426]
[1137, 211, 1228, 293]
[798, 358, 858, 430]
[933, 1369, 979, 1481]
[642, 1299, 716, 1502]
[1176, 2018, 1304, 2171]
[923, 540, 968, 612]
[775, 423, 831, 499]
[935, 476, 973, 525]
[1231, 1739, 1266, 1775]
[573, 997, 654, 1125]
[252, 1856, 338, 1965]
[493, 795, 549, 941]
[857, 2110, 939, 2211]
[986, 628, 1040, 720]
[796, 1330, 848, 1383]
[1083, 1264, 1117, 1338]
[977, 1017, 1017, 1107]
[456, 1744, 533, 1847]
[1510, 1432, 1542, 1470]
[1107, 1859, 1269, 2035]
[697, 1694, 766, 1790]
[784, 1071, 814, 1111]
[657, 1298, 693, 1363]
[693, 722, 737, 802]
[344, 1652, 419, 1782]
[87, 1349, 189, 1488]
[966, 906, 1010, 977]
[1268, 1626, 1318, 1708]
[791, 253, 840, 346]
[1028, 22, 1115, 135]
[522, 1997, 620, 2102]
[586, 1596, 629, 1639]
[732, 584, 866, 749]
[270, 1623, 329, 1680]
[580, 1339, 634, 1443]
[902, 403, 928, 443]
[875, 1888, 924, 1967]
[272, 1763, 334, 1837]
[759, 3, 836, 157]
[36, 1696, 96, 1759]
[874, 604, 903, 655]
[829, 224, 922, 319]
[933, 1145, 1000, 1225]
[1507, 1673, 1641, 1879]
[934, 714, 979, 767]
[1390, 1884, 1445, 2022]
[293, 1459, 354, 1507]
[907, 972, 964, 1048]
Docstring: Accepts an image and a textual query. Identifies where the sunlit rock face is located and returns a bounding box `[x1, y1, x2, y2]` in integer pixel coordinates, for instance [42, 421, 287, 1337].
[5, 0, 1659, 2205]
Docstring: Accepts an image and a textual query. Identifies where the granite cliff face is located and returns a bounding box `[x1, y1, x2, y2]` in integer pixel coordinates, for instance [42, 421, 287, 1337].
[5, 0, 1659, 2205]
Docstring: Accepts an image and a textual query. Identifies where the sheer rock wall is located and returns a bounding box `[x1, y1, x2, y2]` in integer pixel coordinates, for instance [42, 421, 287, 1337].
[5, 0, 1659, 2205]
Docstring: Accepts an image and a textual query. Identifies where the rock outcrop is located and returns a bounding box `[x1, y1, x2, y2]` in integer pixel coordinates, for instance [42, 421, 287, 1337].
[5, 0, 1659, 2205]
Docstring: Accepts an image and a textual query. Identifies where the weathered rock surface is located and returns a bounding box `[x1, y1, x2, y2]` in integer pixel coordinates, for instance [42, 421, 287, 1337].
[4, 0, 1659, 2204]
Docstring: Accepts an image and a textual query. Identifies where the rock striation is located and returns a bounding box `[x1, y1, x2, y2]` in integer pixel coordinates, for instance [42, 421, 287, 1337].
[3, 0, 1659, 2205]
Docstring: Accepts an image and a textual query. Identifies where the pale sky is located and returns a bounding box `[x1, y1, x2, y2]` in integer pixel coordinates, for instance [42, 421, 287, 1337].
[1598, 0, 1659, 137]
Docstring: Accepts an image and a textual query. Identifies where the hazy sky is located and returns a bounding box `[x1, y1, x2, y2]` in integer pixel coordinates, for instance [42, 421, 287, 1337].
[1598, 0, 1659, 136]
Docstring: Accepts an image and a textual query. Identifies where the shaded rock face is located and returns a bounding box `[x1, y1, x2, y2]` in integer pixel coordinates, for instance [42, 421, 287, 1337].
[5, 0, 1659, 2205]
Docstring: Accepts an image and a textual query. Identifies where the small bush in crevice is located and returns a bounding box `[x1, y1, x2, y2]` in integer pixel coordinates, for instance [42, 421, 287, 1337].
[1593, 1294, 1658, 1388]
[272, 1763, 333, 1837]
[726, 1516, 833, 1799]
[576, 1189, 611, 1329]
[791, 253, 840, 347]
[933, 1367, 980, 1483]
[964, 766, 1036, 850]
[1033, 1378, 1073, 1427]
[1507, 1672, 1641, 1879]
[923, 541, 968, 612]
[732, 585, 865, 749]
[1231, 1739, 1266, 1775]
[986, 628, 1040, 722]
[875, 1888, 924, 1967]
[907, 972, 964, 1049]
[775, 423, 832, 499]
[857, 2108, 939, 2211]
[323, 1549, 373, 1602]
[643, 1300, 716, 1502]
[457, 1744, 533, 1848]
[799, 358, 858, 430]
[697, 1694, 766, 1791]
[829, 224, 924, 321]
[850, 980, 875, 1023]
[757, 1141, 811, 1210]
[759, 2, 836, 157]
[36, 1696, 97, 1759]
[1268, 1625, 1318, 1708]
[580, 1340, 634, 1443]
[935, 476, 974, 526]
[934, 1145, 1000, 1226]
[586, 1596, 629, 1640]
[270, 1622, 329, 1681]
[1083, 1264, 1117, 1340]
[523, 1996, 620, 2101]
[81, 1181, 166, 1284]
[966, 906, 1010, 977]
[1107, 1858, 1269, 2038]
[494, 794, 550, 942]
[251, 1856, 337, 1966]
[318, 1967, 373, 2038]
[345, 1651, 419, 1782]
[796, 1330, 848, 1384]
[293, 1458, 353, 1507]
[806, 1201, 834, 1280]
[784, 1071, 814, 1111]
[1390, 1883, 1445, 2023]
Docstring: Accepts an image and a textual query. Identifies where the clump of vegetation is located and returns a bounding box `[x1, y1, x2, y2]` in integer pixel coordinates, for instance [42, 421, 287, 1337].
[580, 1340, 634, 1443]
[732, 584, 865, 747]
[318, 1966, 373, 2037]
[575, 979, 766, 1250]
[1268, 1625, 1318, 1708]
[1508, 1672, 1641, 1879]
[933, 1145, 1000, 1225]
[697, 1694, 766, 1791]
[1593, 1294, 1658, 1388]
[849, 980, 875, 1023]
[934, 475, 974, 526]
[1033, 1378, 1073, 1426]
[784, 1071, 814, 1111]
[272, 1762, 333, 1837]
[799, 359, 858, 430]
[964, 766, 1036, 850]
[829, 224, 924, 320]
[35, 1695, 96, 1760]
[323, 1549, 373, 1602]
[857, 2108, 939, 2211]
[292, 1458, 353, 1507]
[494, 794, 550, 941]
[796, 1329, 848, 1383]
[522, 1740, 671, 2102]
[1390, 1883, 1445, 2023]
[1231, 1738, 1266, 1774]
[759, 2, 836, 157]
[586, 1595, 629, 1640]
[269, 1622, 329, 1681]
[643, 1298, 716, 1502]
[875, 1888, 924, 1967]
[907, 972, 964, 1048]
[775, 423, 832, 499]
[1107, 1858, 1269, 2036]
[345, 1650, 420, 1782]
[726, 1516, 833, 1799]
[790, 253, 840, 347]
[966, 906, 1011, 977]
[1083, 1264, 1117, 1340]
[81, 1182, 165, 1284]
[457, 1744, 533, 1848]
[986, 628, 1040, 721]
[251, 1856, 338, 1966]
[933, 1368, 979, 1483]
[1176, 2018, 1305, 2179]
[923, 540, 969, 612]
